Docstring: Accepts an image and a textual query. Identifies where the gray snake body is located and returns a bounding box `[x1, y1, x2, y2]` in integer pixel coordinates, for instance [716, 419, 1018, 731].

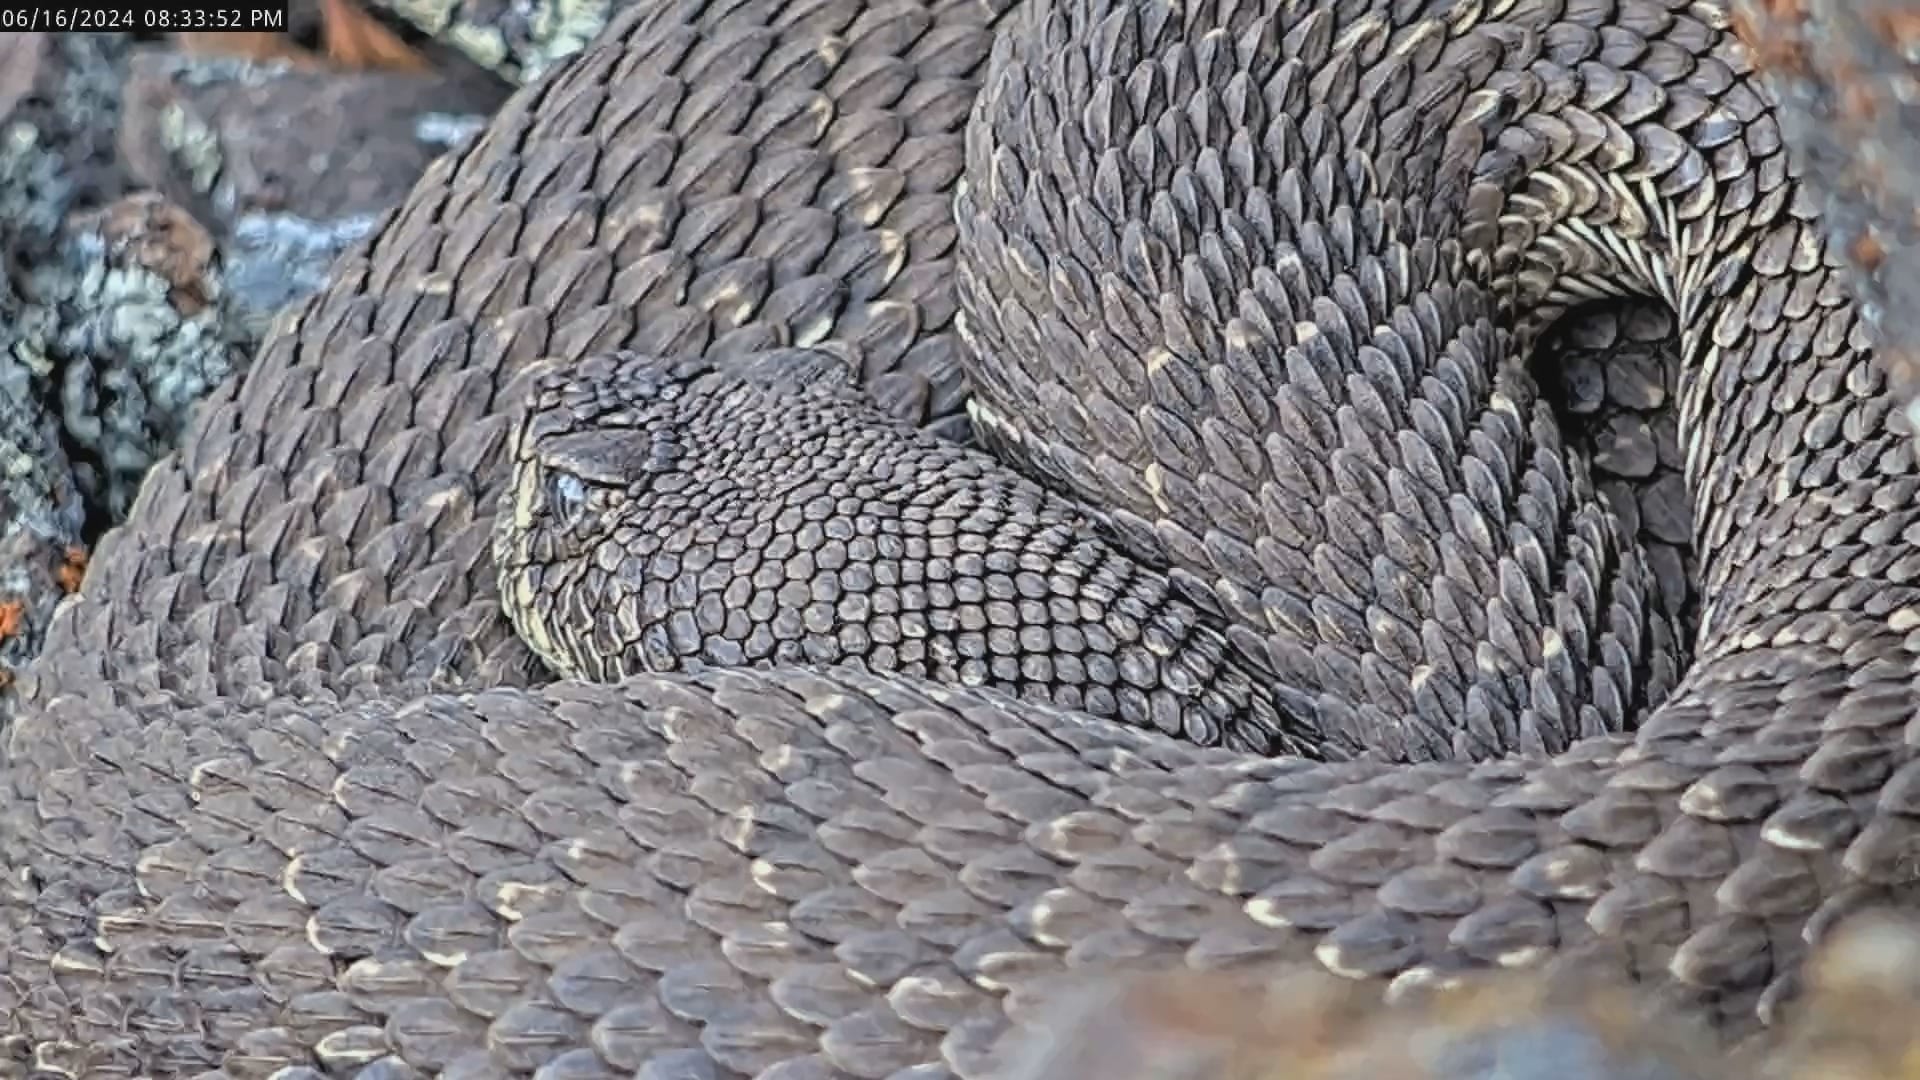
[6, 0, 1919, 1075]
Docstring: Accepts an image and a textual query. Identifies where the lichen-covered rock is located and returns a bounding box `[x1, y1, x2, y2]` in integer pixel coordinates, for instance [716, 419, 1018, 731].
[0, 521, 87, 698]
[0, 37, 505, 710]
[25, 192, 245, 521]
[0, 342, 88, 666]
[370, 0, 623, 81]
[0, 33, 131, 704]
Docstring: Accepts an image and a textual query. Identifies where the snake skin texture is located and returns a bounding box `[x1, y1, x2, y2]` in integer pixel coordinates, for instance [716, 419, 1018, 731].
[495, 348, 1319, 754]
[1535, 301, 1696, 656]
[950, 0, 1899, 763]
[7, 0, 1920, 1075]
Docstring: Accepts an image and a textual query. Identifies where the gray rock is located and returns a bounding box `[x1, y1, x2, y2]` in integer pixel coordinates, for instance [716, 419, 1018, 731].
[0, 38, 508, 711]
[371, 0, 620, 81]
[118, 46, 506, 333]
[0, 34, 131, 704]
[119, 48, 504, 226]
[27, 192, 245, 521]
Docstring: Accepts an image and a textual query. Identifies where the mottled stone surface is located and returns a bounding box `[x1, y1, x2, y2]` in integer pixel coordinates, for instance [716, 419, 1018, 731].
[0, 34, 133, 703]
[118, 46, 506, 324]
[27, 192, 244, 522]
[370, 0, 625, 80]
[0, 37, 508, 708]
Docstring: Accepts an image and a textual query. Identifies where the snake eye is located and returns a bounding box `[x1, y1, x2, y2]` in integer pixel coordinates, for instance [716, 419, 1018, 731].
[545, 471, 590, 530]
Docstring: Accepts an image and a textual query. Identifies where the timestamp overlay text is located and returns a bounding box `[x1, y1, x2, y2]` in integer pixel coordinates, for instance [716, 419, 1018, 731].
[0, 0, 287, 32]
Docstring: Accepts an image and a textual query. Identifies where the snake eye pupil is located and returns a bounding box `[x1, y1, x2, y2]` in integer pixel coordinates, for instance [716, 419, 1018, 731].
[547, 472, 589, 527]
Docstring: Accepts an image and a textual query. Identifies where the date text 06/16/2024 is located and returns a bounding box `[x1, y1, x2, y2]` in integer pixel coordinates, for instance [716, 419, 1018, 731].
[0, 0, 286, 31]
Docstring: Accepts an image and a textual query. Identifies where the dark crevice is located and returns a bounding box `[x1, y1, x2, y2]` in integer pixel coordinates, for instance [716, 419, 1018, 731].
[1531, 297, 1700, 726]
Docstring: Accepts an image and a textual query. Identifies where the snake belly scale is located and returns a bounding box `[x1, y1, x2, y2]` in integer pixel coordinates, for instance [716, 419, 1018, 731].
[4, 0, 1920, 1076]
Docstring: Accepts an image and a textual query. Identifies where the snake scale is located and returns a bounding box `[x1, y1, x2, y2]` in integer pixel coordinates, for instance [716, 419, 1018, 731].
[6, 0, 1920, 1074]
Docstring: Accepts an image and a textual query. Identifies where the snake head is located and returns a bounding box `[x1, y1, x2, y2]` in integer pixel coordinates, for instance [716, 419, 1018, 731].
[509, 348, 861, 525]
[498, 352, 701, 604]
[495, 347, 866, 679]
[494, 351, 711, 678]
